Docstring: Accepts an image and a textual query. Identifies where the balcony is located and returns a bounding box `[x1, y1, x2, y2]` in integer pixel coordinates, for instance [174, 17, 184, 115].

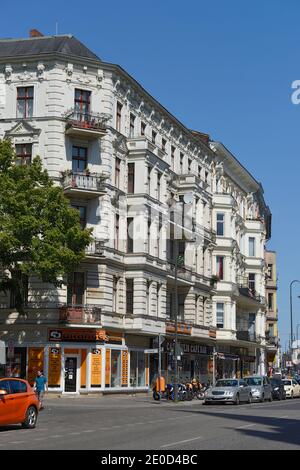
[61, 172, 106, 199]
[127, 136, 166, 160]
[59, 305, 102, 325]
[236, 331, 257, 342]
[265, 332, 279, 347]
[65, 110, 108, 139]
[85, 239, 104, 256]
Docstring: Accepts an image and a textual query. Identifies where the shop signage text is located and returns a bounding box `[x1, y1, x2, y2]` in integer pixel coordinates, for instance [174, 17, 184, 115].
[48, 329, 123, 344]
[166, 341, 211, 355]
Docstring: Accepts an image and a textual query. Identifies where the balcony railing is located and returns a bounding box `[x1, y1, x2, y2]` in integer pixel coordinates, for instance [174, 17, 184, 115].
[59, 304, 102, 324]
[236, 331, 257, 342]
[61, 172, 106, 198]
[85, 239, 104, 256]
[65, 110, 108, 138]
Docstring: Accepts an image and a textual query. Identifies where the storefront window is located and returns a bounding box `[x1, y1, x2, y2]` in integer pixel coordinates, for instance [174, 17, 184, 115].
[5, 348, 26, 378]
[130, 351, 146, 387]
[111, 350, 121, 387]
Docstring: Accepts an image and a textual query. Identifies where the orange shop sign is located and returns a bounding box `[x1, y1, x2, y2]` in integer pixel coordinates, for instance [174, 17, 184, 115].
[48, 328, 108, 343]
[48, 329, 123, 344]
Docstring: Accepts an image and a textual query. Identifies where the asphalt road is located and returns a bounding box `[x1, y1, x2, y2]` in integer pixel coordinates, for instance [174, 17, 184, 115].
[1, 395, 300, 450]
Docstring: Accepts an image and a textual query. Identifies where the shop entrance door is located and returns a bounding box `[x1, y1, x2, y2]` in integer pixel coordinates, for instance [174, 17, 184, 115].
[64, 357, 78, 392]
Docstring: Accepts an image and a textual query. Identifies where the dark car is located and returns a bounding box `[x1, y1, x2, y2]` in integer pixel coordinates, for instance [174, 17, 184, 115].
[270, 378, 286, 400]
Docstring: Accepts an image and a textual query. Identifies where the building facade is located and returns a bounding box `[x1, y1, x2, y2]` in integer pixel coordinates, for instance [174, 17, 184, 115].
[0, 31, 273, 393]
[264, 250, 280, 369]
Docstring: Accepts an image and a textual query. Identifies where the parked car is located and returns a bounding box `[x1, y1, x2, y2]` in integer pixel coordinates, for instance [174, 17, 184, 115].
[244, 375, 272, 402]
[0, 378, 39, 428]
[282, 378, 300, 398]
[204, 378, 252, 405]
[270, 378, 286, 400]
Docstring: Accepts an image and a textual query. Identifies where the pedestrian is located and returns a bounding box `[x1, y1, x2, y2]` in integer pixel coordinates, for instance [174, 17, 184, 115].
[33, 370, 48, 410]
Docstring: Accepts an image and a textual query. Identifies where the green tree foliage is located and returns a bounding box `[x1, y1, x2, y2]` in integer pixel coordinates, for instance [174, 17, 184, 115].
[0, 140, 93, 315]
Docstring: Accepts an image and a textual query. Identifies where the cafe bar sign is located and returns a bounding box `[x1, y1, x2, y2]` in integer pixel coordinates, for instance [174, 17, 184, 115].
[48, 328, 123, 344]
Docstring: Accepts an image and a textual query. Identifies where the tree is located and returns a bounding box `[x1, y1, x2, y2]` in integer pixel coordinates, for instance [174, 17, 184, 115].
[0, 140, 93, 315]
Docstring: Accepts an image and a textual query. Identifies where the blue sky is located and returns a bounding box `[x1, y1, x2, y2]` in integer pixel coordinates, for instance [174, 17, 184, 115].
[3, 0, 300, 348]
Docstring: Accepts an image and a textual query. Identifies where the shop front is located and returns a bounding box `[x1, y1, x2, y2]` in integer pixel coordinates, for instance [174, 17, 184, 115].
[0, 328, 152, 394]
[154, 339, 214, 385]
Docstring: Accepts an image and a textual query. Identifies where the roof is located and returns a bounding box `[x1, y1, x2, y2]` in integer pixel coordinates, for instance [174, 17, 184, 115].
[0, 35, 101, 61]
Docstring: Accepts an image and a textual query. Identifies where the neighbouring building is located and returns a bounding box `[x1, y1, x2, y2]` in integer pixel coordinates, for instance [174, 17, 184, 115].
[0, 30, 273, 393]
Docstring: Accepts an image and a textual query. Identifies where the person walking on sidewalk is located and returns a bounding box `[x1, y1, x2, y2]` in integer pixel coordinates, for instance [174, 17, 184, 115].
[33, 370, 48, 410]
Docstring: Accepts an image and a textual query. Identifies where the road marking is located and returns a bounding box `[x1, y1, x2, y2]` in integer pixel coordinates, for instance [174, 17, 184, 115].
[8, 441, 25, 444]
[160, 436, 203, 448]
[280, 415, 289, 418]
[50, 435, 63, 438]
[82, 430, 94, 433]
[236, 423, 256, 429]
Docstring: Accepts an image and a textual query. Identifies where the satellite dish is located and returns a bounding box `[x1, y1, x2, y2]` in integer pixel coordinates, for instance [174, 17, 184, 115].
[183, 193, 193, 204]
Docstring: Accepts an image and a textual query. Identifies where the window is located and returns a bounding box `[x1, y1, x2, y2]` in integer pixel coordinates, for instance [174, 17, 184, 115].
[111, 350, 122, 387]
[162, 138, 166, 153]
[130, 351, 145, 387]
[127, 163, 135, 193]
[10, 273, 28, 309]
[72, 146, 87, 173]
[157, 173, 162, 201]
[15, 143, 32, 166]
[72, 205, 87, 228]
[114, 213, 120, 250]
[152, 130, 157, 144]
[248, 237, 255, 257]
[268, 293, 274, 310]
[216, 213, 225, 236]
[9, 380, 27, 394]
[129, 113, 135, 138]
[17, 86, 34, 118]
[178, 293, 186, 320]
[216, 256, 224, 280]
[116, 102, 122, 132]
[74, 89, 91, 119]
[171, 146, 175, 171]
[67, 272, 85, 306]
[267, 264, 273, 280]
[198, 165, 201, 178]
[188, 158, 192, 173]
[126, 279, 134, 314]
[0, 380, 11, 393]
[127, 217, 134, 253]
[205, 171, 209, 183]
[115, 157, 121, 188]
[147, 165, 151, 194]
[141, 121, 146, 136]
[113, 276, 119, 312]
[147, 218, 151, 253]
[180, 153, 184, 174]
[216, 303, 224, 328]
[248, 273, 255, 293]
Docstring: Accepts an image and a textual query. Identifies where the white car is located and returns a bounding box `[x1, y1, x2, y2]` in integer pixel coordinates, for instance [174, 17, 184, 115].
[282, 379, 300, 398]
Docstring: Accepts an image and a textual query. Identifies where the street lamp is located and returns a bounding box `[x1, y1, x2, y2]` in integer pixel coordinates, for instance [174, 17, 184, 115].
[289, 280, 300, 350]
[171, 193, 194, 402]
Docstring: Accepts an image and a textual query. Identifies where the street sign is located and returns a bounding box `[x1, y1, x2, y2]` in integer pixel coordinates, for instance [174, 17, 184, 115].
[153, 335, 165, 348]
[144, 349, 158, 354]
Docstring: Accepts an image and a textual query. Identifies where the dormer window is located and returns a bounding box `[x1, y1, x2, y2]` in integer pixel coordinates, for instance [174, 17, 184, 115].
[17, 87, 34, 118]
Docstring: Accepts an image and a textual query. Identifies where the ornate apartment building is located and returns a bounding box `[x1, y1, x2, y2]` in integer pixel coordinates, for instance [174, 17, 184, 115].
[264, 250, 280, 369]
[0, 31, 273, 393]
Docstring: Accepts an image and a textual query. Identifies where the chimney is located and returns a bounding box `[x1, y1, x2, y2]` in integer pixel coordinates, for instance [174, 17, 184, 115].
[29, 29, 44, 38]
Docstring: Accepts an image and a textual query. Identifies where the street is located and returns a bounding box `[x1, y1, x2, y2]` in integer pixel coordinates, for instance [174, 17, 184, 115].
[1, 395, 300, 450]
